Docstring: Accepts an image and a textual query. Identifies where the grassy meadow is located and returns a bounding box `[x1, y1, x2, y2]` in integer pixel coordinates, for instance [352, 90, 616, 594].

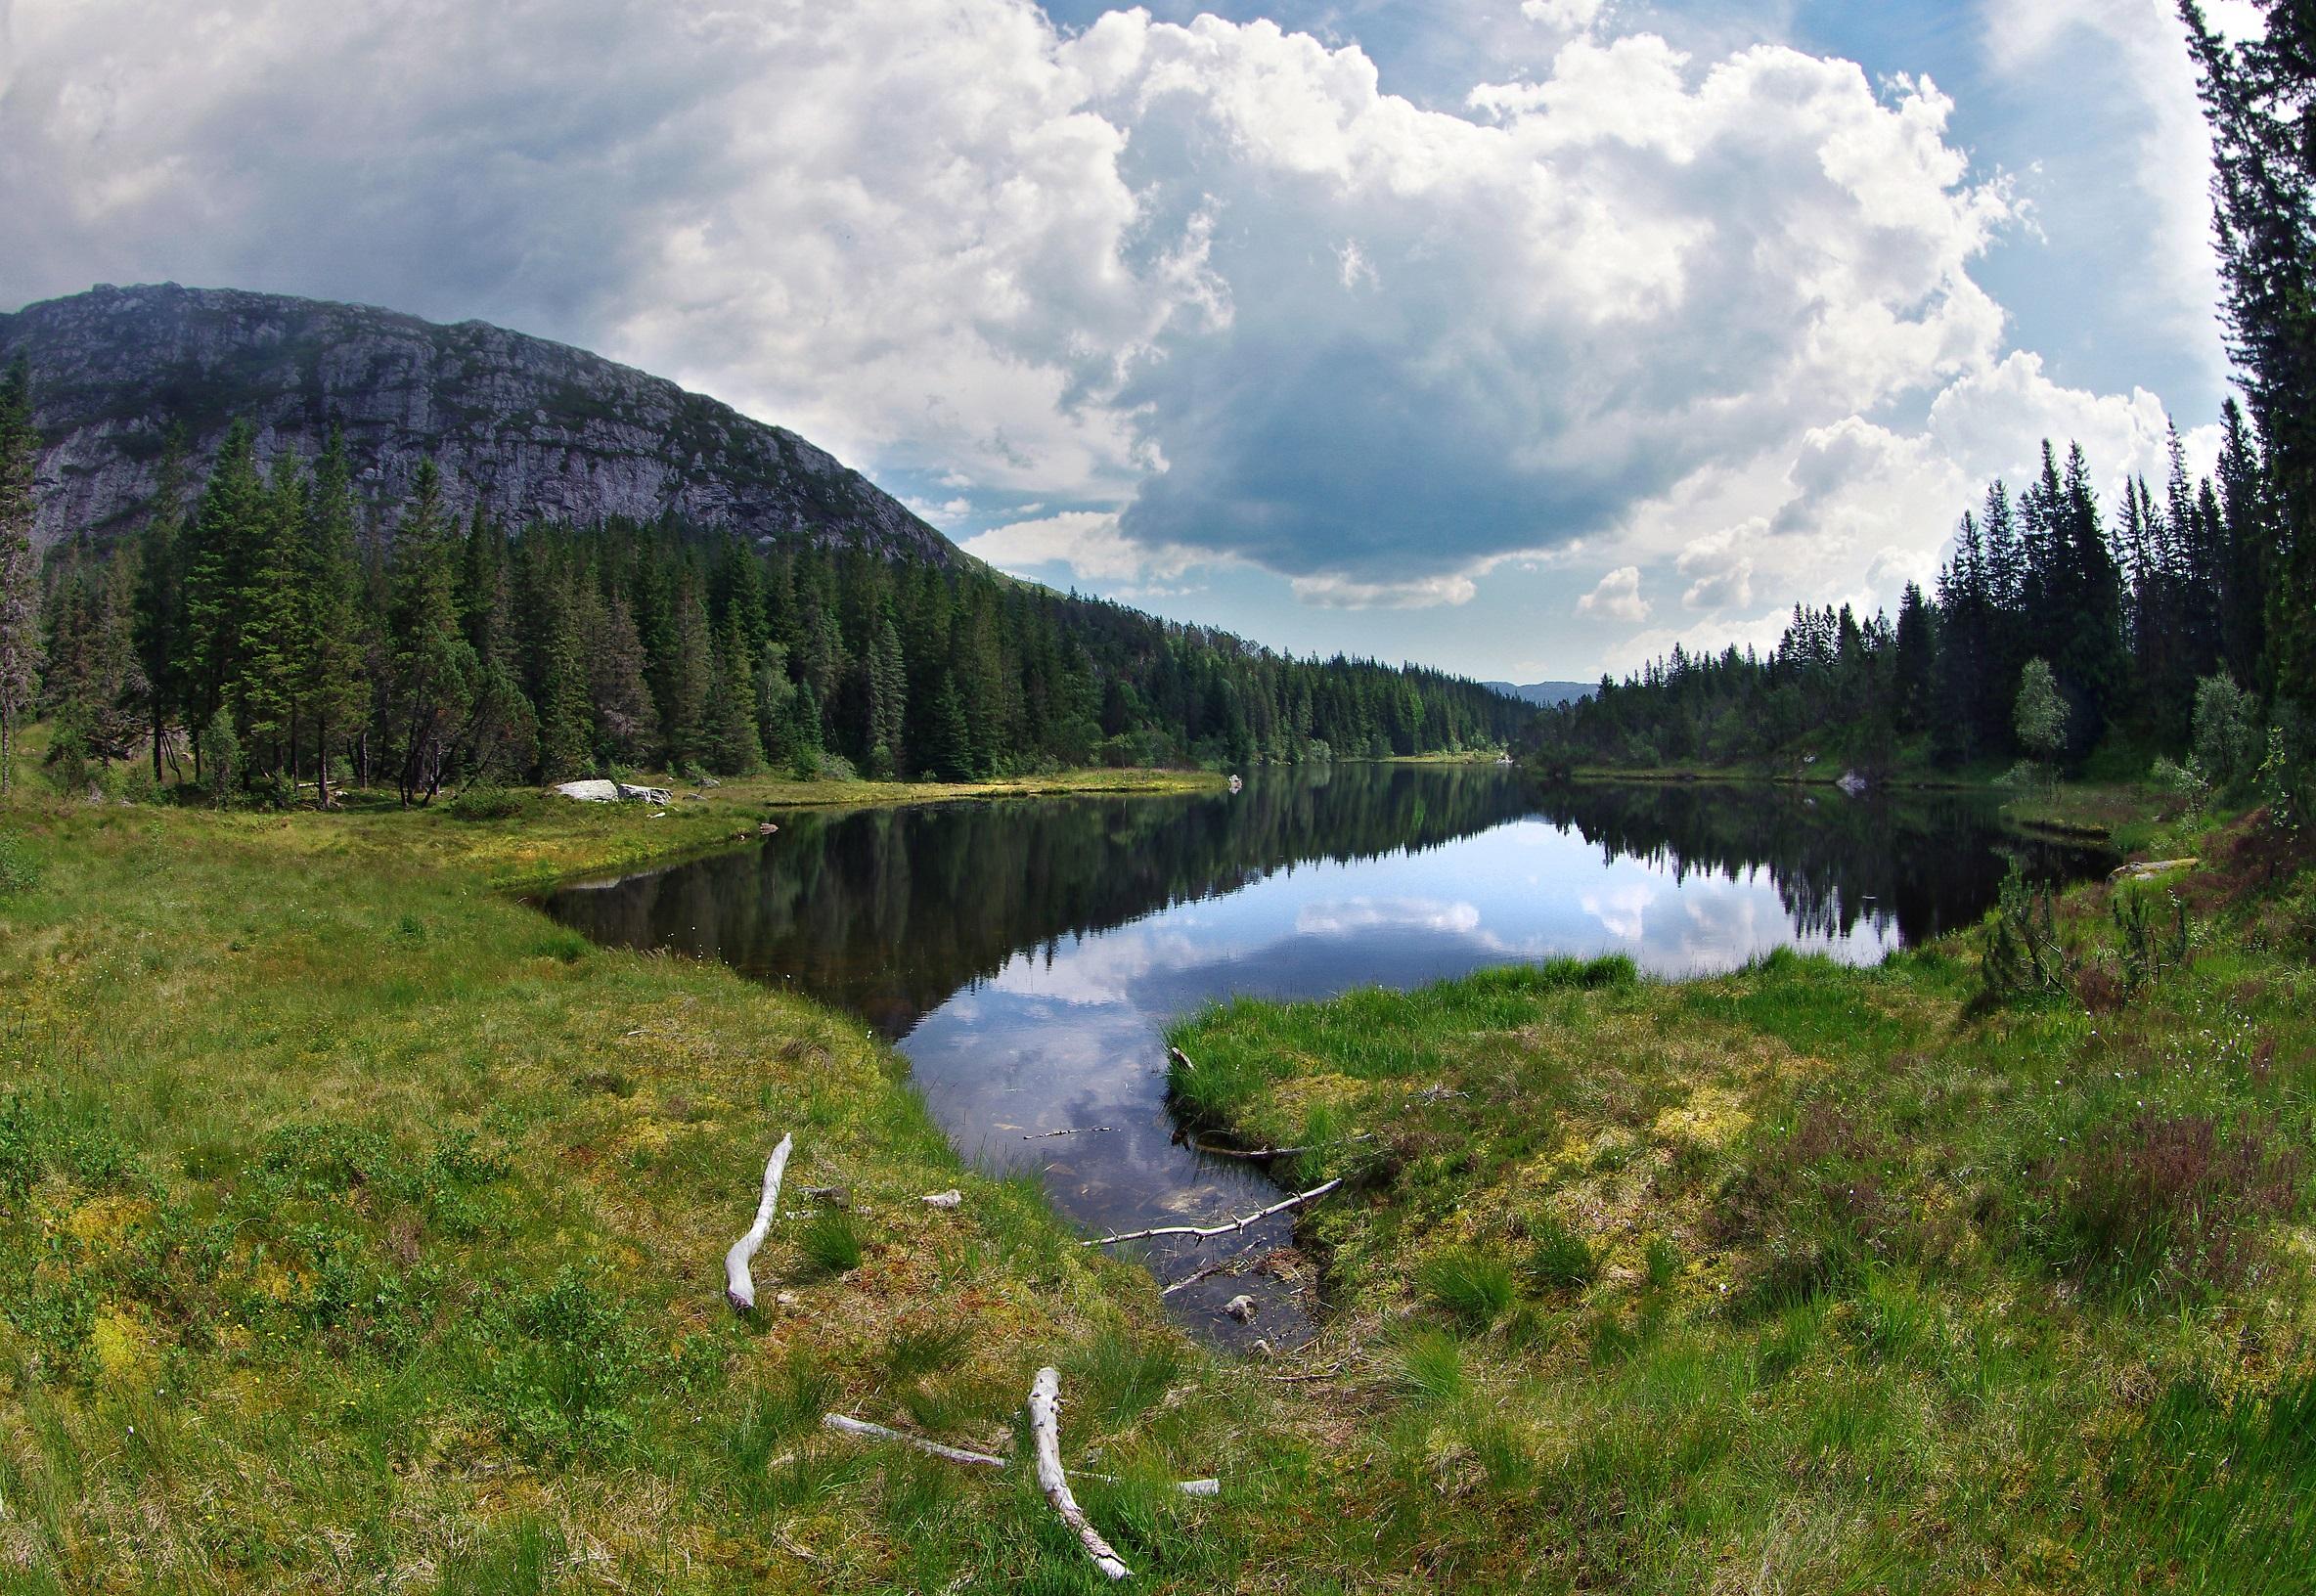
[1170, 798, 2316, 1592]
[3, 757, 2312, 1591]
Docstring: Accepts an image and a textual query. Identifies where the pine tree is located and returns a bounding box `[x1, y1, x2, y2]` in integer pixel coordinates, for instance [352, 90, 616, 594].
[134, 425, 192, 781]
[586, 589, 657, 764]
[300, 430, 370, 805]
[0, 359, 45, 795]
[181, 420, 267, 769]
[238, 453, 313, 782]
[384, 462, 476, 805]
[2182, 2, 2316, 706]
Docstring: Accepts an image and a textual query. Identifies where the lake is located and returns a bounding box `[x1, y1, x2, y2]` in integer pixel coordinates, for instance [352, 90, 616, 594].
[544, 765, 2110, 1342]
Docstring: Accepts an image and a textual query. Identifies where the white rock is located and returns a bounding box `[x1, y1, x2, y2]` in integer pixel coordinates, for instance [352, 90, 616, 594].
[1224, 1294, 1258, 1323]
[921, 1189, 963, 1209]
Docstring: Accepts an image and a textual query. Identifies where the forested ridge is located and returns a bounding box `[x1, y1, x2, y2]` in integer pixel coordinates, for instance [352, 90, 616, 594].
[0, 399, 1530, 803]
[1540, 3, 2316, 810]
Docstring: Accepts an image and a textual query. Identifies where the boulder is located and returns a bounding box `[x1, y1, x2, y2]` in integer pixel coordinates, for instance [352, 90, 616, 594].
[554, 778, 673, 805]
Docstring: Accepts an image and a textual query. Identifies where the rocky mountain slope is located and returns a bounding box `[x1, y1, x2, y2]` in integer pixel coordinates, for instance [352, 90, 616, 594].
[0, 283, 958, 562]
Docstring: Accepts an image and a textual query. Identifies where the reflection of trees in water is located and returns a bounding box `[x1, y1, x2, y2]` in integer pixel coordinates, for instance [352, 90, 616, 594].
[545, 770, 2112, 1035]
[1534, 783, 2111, 947]
[546, 765, 1538, 1035]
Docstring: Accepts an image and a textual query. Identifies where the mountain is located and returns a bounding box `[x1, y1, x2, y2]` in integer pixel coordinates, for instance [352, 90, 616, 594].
[0, 282, 956, 562]
[1484, 680, 1596, 707]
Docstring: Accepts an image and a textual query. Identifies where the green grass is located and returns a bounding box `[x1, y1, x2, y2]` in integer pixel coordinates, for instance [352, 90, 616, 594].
[1168, 805, 2316, 1592]
[6, 755, 2312, 1591]
[0, 777, 1249, 1592]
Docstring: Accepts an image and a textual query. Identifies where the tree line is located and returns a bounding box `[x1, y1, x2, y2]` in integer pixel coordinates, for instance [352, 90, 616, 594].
[1543, 417, 2273, 784]
[3, 407, 1531, 804]
[1541, 3, 2315, 806]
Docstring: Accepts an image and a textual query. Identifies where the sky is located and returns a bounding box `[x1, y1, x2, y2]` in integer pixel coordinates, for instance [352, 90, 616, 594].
[0, 0, 2263, 683]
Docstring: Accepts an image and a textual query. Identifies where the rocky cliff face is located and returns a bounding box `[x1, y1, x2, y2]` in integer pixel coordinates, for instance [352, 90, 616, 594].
[0, 283, 958, 562]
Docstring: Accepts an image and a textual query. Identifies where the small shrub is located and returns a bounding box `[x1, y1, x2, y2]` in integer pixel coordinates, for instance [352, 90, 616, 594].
[800, 1209, 865, 1277]
[2258, 709, 2314, 834]
[446, 784, 530, 821]
[2150, 755, 2210, 819]
[0, 831, 40, 895]
[2047, 1113, 2302, 1298]
[2113, 888, 2191, 997]
[2192, 674, 2261, 789]
[1420, 1245, 1517, 1331]
[480, 1265, 652, 1459]
[1523, 1218, 1598, 1294]
[1981, 867, 2076, 1005]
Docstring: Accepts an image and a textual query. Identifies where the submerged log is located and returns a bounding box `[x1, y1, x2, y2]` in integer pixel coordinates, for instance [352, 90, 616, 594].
[1029, 1367, 1133, 1580]
[1080, 1178, 1344, 1248]
[724, 1132, 794, 1310]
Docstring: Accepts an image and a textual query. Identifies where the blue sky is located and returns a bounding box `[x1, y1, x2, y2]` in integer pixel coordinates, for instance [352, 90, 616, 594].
[0, 0, 2245, 682]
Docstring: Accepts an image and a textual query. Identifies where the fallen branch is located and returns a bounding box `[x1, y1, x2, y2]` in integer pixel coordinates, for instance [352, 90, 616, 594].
[1023, 1126, 1116, 1140]
[1186, 1131, 1374, 1161]
[1030, 1367, 1132, 1580]
[1168, 1045, 1199, 1073]
[821, 1413, 1005, 1468]
[1081, 1178, 1344, 1248]
[724, 1132, 794, 1310]
[821, 1412, 1220, 1497]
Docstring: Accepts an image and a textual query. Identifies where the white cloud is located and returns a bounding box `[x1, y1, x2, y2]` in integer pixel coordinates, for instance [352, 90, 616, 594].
[1578, 565, 1650, 622]
[1, 0, 2222, 650]
[1983, 0, 2235, 383]
[0, 0, 2028, 613]
[961, 509, 1207, 587]
[1523, 0, 1607, 33]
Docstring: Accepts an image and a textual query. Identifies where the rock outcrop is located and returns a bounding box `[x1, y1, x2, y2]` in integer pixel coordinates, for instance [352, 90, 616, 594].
[0, 283, 959, 562]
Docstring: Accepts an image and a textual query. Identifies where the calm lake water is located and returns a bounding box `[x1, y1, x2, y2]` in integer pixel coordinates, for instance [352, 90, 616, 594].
[545, 765, 2109, 1343]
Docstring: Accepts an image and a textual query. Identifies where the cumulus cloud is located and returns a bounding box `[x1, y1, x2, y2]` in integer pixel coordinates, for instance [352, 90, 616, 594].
[0, 0, 2219, 657]
[962, 510, 1207, 588]
[1578, 566, 1650, 622]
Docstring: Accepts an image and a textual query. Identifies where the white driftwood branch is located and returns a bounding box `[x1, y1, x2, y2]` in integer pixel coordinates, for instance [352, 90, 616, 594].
[724, 1132, 794, 1310]
[1030, 1367, 1133, 1580]
[820, 1412, 1219, 1496]
[1081, 1178, 1344, 1248]
[1186, 1131, 1374, 1161]
[1168, 1046, 1200, 1073]
[821, 1413, 1006, 1468]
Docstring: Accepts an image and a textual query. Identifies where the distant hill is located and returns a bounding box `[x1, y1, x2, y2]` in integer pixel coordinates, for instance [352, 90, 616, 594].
[1485, 680, 1596, 707]
[0, 282, 957, 562]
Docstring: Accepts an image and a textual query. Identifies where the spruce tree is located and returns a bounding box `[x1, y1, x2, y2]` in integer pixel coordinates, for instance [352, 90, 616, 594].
[300, 430, 370, 805]
[384, 462, 476, 804]
[134, 425, 192, 781]
[2182, 2, 2316, 706]
[0, 359, 45, 795]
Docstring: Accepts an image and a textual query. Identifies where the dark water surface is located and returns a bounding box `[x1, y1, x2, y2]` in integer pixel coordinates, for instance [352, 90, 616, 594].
[545, 766, 2110, 1342]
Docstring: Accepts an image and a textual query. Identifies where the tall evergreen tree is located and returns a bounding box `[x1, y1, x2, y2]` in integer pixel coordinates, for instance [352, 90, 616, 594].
[2182, 1, 2316, 706]
[0, 359, 45, 795]
[383, 462, 476, 804]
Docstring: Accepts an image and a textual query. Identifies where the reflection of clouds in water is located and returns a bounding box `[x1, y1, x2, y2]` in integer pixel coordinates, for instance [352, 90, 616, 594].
[1582, 882, 1658, 942]
[981, 924, 1213, 1005]
[1294, 898, 1482, 937]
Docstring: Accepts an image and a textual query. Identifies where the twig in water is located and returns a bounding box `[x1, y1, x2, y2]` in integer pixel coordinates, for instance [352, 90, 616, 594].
[1022, 1126, 1116, 1140]
[1081, 1178, 1344, 1248]
[1186, 1131, 1375, 1161]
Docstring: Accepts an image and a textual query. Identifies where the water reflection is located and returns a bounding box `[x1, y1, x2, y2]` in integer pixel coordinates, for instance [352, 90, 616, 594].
[546, 767, 2108, 1342]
